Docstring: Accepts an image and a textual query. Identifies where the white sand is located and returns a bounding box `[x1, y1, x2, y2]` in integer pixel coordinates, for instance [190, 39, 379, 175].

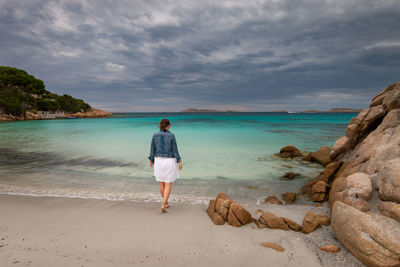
[0, 195, 363, 267]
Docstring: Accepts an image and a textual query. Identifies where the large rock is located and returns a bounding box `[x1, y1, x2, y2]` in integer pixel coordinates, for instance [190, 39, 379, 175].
[309, 146, 332, 166]
[227, 202, 252, 227]
[206, 200, 225, 225]
[310, 181, 327, 202]
[281, 192, 296, 204]
[276, 145, 302, 158]
[258, 212, 289, 231]
[342, 197, 369, 212]
[382, 83, 400, 111]
[317, 161, 341, 183]
[206, 193, 252, 227]
[302, 211, 330, 234]
[376, 158, 400, 203]
[301, 178, 320, 196]
[378, 201, 400, 223]
[328, 173, 372, 211]
[357, 105, 387, 139]
[345, 123, 358, 141]
[370, 82, 399, 107]
[333, 108, 400, 179]
[282, 217, 301, 231]
[214, 193, 233, 220]
[345, 173, 372, 200]
[330, 136, 351, 160]
[332, 201, 400, 267]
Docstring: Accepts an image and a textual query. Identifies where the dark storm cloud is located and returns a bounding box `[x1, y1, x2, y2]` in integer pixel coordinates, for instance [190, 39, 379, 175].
[0, 0, 399, 111]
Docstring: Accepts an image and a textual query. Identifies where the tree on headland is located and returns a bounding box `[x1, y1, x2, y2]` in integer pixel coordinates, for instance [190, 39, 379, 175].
[0, 66, 91, 116]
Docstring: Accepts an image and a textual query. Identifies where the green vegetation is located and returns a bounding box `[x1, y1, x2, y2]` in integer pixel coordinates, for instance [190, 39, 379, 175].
[0, 66, 91, 116]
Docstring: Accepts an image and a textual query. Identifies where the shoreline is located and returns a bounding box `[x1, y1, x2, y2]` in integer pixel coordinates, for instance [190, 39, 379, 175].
[0, 194, 362, 266]
[0, 111, 361, 123]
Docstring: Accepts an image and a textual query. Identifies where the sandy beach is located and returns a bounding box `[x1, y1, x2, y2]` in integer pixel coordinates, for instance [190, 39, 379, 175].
[0, 194, 362, 267]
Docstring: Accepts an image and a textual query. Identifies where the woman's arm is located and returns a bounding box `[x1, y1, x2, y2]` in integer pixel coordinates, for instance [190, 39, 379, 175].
[148, 135, 155, 167]
[171, 134, 182, 165]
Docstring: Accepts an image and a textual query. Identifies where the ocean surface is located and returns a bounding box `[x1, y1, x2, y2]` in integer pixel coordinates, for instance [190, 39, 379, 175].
[0, 112, 356, 204]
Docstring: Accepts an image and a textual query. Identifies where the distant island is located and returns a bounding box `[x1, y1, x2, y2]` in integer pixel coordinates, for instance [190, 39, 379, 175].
[181, 108, 239, 113]
[181, 108, 362, 113]
[301, 108, 363, 113]
[0, 66, 112, 122]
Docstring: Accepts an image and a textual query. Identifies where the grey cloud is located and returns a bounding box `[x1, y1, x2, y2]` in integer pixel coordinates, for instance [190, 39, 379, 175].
[0, 0, 399, 111]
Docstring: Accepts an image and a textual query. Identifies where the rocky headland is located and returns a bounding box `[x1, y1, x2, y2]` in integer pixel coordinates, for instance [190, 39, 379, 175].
[0, 66, 112, 122]
[206, 82, 400, 267]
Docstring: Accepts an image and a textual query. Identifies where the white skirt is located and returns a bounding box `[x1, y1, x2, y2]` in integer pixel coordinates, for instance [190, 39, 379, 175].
[154, 157, 179, 183]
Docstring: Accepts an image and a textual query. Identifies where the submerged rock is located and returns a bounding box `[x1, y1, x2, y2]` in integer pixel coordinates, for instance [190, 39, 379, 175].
[332, 201, 400, 267]
[264, 195, 283, 205]
[275, 145, 302, 158]
[280, 172, 299, 180]
[281, 192, 296, 204]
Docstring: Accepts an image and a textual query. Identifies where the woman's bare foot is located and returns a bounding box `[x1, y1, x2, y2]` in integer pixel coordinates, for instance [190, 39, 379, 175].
[161, 203, 167, 213]
[165, 202, 169, 209]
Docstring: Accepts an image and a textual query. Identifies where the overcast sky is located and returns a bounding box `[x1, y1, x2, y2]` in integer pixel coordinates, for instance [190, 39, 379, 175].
[1, 0, 399, 112]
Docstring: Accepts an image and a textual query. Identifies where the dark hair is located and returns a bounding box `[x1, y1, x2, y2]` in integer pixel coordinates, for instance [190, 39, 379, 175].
[159, 118, 170, 132]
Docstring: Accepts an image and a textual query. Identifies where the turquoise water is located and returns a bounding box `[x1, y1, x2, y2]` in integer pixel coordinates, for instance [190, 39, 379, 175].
[0, 112, 355, 204]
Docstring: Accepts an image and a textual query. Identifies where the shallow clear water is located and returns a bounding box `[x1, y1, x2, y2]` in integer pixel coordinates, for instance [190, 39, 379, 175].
[0, 112, 355, 204]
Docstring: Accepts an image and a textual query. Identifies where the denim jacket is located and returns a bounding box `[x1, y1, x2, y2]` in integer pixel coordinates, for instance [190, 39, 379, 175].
[148, 130, 181, 163]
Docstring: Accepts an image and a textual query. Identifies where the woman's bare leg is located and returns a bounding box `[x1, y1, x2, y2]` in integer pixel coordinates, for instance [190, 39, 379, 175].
[161, 182, 172, 211]
[159, 182, 169, 208]
[159, 182, 165, 197]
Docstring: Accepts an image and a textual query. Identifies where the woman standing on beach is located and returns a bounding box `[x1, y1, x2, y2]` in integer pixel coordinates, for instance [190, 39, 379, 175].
[149, 119, 182, 213]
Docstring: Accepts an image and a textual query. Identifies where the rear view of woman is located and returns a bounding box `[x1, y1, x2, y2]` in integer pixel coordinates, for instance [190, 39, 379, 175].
[148, 119, 182, 213]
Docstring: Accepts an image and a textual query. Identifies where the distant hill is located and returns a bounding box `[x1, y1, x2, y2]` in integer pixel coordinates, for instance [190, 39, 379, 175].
[0, 66, 111, 121]
[181, 108, 238, 112]
[302, 108, 362, 113]
[181, 108, 362, 113]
